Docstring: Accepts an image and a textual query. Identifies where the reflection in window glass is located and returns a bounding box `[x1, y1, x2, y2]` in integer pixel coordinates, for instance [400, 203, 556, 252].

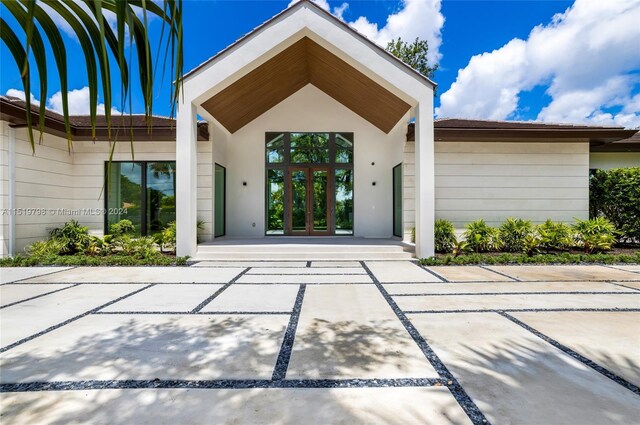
[291, 169, 308, 231]
[335, 169, 353, 235]
[290, 133, 329, 163]
[267, 169, 285, 234]
[266, 133, 285, 163]
[335, 133, 353, 164]
[312, 170, 328, 231]
[107, 163, 143, 235]
[147, 163, 176, 234]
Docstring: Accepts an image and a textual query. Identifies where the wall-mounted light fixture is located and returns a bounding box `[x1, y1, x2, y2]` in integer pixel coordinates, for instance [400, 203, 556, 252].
[242, 181, 247, 186]
[372, 181, 376, 186]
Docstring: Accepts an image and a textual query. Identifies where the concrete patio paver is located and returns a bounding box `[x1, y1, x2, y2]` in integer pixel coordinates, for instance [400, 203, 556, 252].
[484, 265, 640, 281]
[245, 267, 366, 275]
[510, 311, 640, 386]
[384, 281, 635, 295]
[0, 387, 472, 425]
[21, 266, 246, 283]
[0, 283, 76, 307]
[395, 292, 640, 312]
[365, 261, 442, 282]
[426, 266, 515, 282]
[408, 312, 640, 425]
[1, 313, 289, 382]
[100, 284, 224, 312]
[1, 260, 639, 424]
[0, 267, 72, 284]
[200, 284, 299, 312]
[193, 261, 308, 268]
[1, 284, 147, 348]
[236, 274, 372, 284]
[286, 285, 439, 379]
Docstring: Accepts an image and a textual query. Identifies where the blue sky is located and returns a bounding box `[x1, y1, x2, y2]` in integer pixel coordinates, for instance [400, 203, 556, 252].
[2, 0, 639, 128]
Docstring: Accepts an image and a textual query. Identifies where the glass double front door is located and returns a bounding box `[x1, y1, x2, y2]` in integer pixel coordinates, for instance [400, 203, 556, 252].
[289, 167, 330, 235]
[266, 132, 354, 236]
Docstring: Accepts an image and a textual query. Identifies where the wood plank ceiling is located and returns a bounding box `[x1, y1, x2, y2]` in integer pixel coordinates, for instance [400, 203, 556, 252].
[201, 37, 411, 134]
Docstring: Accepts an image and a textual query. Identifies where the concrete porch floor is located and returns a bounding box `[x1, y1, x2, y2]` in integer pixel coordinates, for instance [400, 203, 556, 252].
[195, 237, 416, 261]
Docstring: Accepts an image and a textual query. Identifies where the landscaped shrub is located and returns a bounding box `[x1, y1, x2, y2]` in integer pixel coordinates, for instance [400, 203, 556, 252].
[499, 218, 533, 252]
[109, 219, 136, 236]
[463, 219, 502, 252]
[434, 219, 456, 253]
[573, 217, 617, 253]
[590, 167, 640, 243]
[48, 220, 91, 255]
[536, 219, 573, 253]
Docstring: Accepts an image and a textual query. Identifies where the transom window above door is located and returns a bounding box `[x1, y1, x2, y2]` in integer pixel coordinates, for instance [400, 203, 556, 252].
[266, 132, 353, 165]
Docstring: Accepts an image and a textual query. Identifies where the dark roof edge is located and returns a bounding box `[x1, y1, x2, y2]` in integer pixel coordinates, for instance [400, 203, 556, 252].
[406, 122, 638, 145]
[0, 96, 209, 142]
[182, 0, 436, 88]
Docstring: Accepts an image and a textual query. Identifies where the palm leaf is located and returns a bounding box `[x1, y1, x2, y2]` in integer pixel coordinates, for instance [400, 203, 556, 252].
[0, 0, 184, 152]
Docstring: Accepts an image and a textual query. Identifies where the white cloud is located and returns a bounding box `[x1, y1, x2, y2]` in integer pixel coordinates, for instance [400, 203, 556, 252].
[5, 89, 40, 105]
[289, 0, 444, 64]
[436, 0, 640, 128]
[47, 87, 120, 115]
[6, 87, 119, 116]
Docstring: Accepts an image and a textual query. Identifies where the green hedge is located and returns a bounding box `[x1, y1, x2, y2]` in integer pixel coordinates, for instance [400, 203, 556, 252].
[420, 251, 640, 266]
[590, 167, 640, 243]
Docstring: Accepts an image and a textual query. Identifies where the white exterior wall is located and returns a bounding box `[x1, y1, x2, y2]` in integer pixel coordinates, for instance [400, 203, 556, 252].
[434, 141, 590, 228]
[0, 123, 183, 256]
[13, 129, 75, 252]
[220, 84, 406, 238]
[590, 152, 640, 170]
[403, 140, 415, 242]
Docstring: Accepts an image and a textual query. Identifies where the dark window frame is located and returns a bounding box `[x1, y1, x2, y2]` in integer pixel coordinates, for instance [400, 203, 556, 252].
[214, 163, 226, 238]
[265, 132, 354, 236]
[392, 163, 402, 238]
[104, 160, 176, 236]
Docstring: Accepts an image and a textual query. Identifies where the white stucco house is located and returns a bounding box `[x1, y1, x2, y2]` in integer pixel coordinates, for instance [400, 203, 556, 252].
[1, 0, 638, 259]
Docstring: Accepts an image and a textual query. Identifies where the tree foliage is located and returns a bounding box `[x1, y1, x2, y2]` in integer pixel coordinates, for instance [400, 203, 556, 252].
[0, 0, 183, 153]
[589, 168, 640, 243]
[385, 37, 437, 80]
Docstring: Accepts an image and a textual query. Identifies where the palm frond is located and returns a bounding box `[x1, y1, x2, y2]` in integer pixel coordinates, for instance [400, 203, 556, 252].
[0, 0, 184, 153]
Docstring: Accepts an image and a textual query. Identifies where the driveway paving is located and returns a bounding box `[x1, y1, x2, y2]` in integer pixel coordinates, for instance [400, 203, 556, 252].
[1, 261, 639, 424]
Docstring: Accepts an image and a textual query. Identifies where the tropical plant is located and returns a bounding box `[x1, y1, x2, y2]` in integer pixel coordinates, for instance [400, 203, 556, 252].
[522, 234, 542, 257]
[434, 219, 456, 253]
[49, 220, 91, 255]
[590, 167, 640, 243]
[573, 217, 617, 253]
[499, 218, 533, 252]
[0, 0, 183, 152]
[536, 219, 573, 253]
[109, 219, 136, 236]
[463, 219, 501, 252]
[451, 238, 471, 257]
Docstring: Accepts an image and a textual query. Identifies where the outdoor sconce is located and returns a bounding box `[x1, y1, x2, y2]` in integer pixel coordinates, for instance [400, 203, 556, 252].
[371, 162, 375, 166]
[372, 181, 377, 186]
[242, 181, 247, 186]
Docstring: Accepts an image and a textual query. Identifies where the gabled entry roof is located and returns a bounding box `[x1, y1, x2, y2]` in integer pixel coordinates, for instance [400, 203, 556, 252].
[184, 0, 436, 135]
[201, 37, 411, 134]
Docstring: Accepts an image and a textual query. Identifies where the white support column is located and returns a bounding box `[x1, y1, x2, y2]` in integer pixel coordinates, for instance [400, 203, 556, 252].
[8, 126, 16, 257]
[414, 100, 435, 258]
[176, 100, 198, 257]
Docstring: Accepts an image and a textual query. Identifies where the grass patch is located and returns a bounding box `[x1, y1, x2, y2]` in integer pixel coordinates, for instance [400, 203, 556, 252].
[420, 251, 640, 266]
[0, 254, 185, 267]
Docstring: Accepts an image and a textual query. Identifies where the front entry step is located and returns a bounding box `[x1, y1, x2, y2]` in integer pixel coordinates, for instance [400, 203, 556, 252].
[193, 240, 415, 261]
[193, 251, 414, 261]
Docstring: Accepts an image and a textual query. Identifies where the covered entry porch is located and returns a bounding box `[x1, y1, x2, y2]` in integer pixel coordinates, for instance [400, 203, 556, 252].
[175, 1, 435, 259]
